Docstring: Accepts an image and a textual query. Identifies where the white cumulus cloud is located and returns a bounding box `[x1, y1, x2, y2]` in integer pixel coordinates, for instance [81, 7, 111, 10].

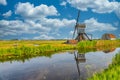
[67, 0, 120, 14]
[114, 3, 120, 19]
[0, 16, 75, 39]
[15, 2, 59, 19]
[84, 18, 117, 32]
[40, 18, 76, 28]
[2, 10, 12, 18]
[60, 1, 67, 6]
[34, 34, 55, 40]
[0, 19, 50, 36]
[0, 0, 7, 5]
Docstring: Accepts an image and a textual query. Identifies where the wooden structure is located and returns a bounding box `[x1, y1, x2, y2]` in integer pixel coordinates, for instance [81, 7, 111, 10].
[66, 39, 78, 44]
[73, 10, 92, 42]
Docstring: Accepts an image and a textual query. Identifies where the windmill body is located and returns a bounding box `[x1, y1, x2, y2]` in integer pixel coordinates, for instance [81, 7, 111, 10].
[75, 23, 91, 41]
[76, 24, 85, 34]
[73, 11, 92, 42]
[66, 10, 92, 44]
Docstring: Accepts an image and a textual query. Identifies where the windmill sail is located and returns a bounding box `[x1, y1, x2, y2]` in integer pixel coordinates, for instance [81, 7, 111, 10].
[72, 10, 80, 39]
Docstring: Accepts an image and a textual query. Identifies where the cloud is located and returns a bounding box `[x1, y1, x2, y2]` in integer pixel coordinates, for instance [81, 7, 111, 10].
[15, 2, 58, 19]
[84, 18, 117, 32]
[33, 34, 55, 40]
[25, 20, 51, 32]
[0, 20, 29, 36]
[114, 3, 120, 19]
[0, 1, 76, 39]
[67, 0, 120, 14]
[69, 31, 73, 35]
[60, 1, 67, 6]
[0, 0, 7, 5]
[40, 18, 75, 28]
[2, 10, 12, 18]
[0, 20, 50, 36]
[0, 18, 75, 39]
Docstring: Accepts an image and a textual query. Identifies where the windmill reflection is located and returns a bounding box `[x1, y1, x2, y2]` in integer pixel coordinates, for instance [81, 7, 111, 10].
[74, 51, 86, 80]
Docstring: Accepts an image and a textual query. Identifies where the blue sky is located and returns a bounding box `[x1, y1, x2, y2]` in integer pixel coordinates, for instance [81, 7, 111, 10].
[0, 0, 120, 40]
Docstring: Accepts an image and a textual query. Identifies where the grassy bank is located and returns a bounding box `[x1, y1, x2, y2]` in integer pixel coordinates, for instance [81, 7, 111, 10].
[0, 44, 76, 62]
[88, 52, 120, 80]
[77, 40, 120, 48]
[0, 40, 120, 62]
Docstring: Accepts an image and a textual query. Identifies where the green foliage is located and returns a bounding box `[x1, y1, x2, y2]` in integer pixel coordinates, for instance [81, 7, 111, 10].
[111, 53, 120, 66]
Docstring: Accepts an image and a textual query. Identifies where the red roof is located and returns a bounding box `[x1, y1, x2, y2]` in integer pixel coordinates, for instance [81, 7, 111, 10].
[108, 34, 116, 38]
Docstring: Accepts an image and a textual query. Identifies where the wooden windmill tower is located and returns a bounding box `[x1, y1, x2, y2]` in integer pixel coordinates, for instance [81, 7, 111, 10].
[73, 10, 92, 41]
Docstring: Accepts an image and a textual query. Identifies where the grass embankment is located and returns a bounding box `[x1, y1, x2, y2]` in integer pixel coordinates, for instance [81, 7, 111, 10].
[0, 40, 76, 62]
[88, 52, 120, 80]
[77, 40, 120, 53]
[77, 40, 120, 48]
[0, 40, 120, 62]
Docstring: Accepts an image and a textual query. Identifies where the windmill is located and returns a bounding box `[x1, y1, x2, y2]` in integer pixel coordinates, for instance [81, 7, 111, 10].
[73, 10, 92, 41]
[74, 51, 86, 79]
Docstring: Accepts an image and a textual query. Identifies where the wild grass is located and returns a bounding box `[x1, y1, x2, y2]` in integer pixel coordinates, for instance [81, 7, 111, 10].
[0, 40, 120, 62]
[77, 40, 97, 48]
[0, 40, 66, 49]
[0, 42, 76, 62]
[88, 52, 120, 80]
[77, 40, 120, 48]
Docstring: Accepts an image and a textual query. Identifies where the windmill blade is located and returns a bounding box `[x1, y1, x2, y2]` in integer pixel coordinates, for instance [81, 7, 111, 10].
[72, 10, 80, 39]
[76, 10, 80, 24]
[72, 25, 76, 39]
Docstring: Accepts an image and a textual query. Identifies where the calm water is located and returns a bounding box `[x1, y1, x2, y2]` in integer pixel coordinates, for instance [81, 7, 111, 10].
[0, 48, 120, 80]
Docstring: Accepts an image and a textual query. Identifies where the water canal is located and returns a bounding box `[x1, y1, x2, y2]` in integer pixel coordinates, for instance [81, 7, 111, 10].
[0, 48, 120, 80]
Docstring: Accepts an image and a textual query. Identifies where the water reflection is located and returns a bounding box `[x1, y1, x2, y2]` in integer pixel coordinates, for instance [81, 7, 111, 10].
[74, 51, 86, 80]
[103, 48, 116, 53]
[0, 48, 120, 80]
[73, 47, 117, 80]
